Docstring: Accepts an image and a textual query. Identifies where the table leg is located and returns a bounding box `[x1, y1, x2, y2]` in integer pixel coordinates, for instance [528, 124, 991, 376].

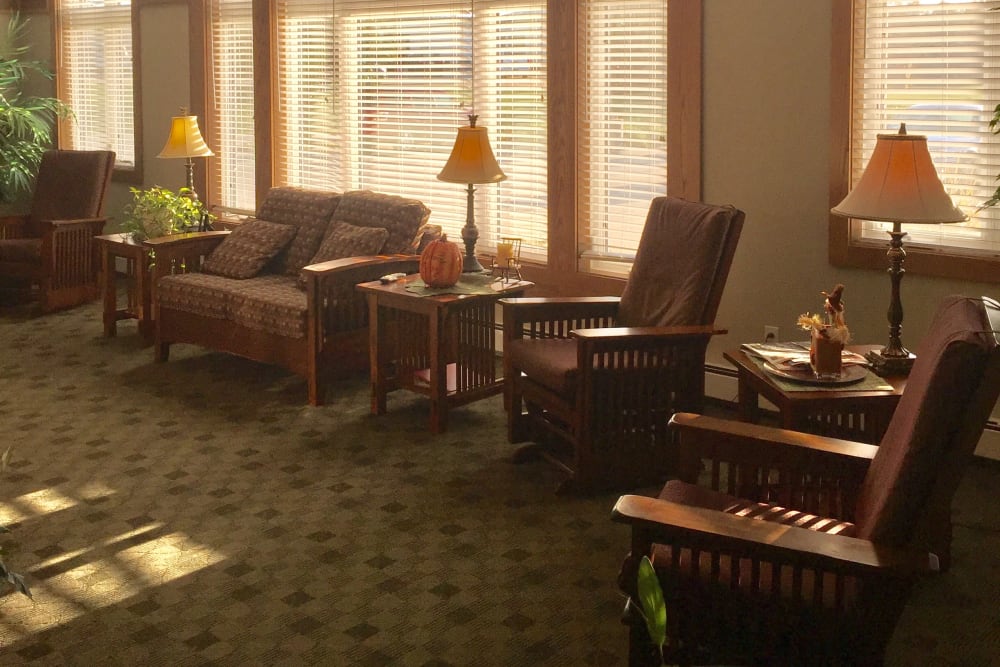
[369, 297, 387, 416]
[101, 247, 117, 337]
[736, 370, 760, 424]
[428, 307, 448, 434]
[136, 253, 153, 341]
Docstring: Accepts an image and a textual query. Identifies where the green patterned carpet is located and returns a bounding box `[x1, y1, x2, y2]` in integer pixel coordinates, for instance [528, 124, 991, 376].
[0, 295, 997, 665]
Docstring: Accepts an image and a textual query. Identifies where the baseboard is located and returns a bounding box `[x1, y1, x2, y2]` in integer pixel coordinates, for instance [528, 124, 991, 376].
[704, 365, 1000, 463]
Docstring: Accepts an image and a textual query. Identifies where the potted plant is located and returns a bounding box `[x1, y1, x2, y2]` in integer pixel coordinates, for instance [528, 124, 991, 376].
[0, 12, 71, 207]
[120, 186, 214, 240]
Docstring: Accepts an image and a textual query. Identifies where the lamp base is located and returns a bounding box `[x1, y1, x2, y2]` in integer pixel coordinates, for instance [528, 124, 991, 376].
[462, 254, 484, 273]
[865, 349, 916, 377]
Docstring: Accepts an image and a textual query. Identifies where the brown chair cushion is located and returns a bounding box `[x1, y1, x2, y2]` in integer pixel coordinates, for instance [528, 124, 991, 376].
[256, 187, 342, 276]
[854, 295, 995, 545]
[333, 191, 431, 254]
[296, 221, 389, 289]
[618, 197, 742, 327]
[507, 337, 579, 398]
[202, 219, 297, 279]
[0, 238, 42, 263]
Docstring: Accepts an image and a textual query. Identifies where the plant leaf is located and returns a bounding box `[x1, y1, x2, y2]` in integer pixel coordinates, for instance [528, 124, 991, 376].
[636, 555, 667, 655]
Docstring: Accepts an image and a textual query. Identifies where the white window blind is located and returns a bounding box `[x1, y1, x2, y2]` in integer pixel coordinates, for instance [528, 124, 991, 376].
[272, 0, 546, 256]
[578, 1, 667, 269]
[56, 0, 135, 167]
[208, 0, 256, 214]
[853, 0, 1000, 254]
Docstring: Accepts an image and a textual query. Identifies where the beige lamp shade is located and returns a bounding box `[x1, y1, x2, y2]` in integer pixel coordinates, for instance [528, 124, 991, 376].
[437, 118, 506, 185]
[832, 124, 965, 224]
[158, 113, 214, 159]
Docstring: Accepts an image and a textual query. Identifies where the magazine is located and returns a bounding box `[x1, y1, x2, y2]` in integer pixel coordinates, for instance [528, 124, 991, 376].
[740, 342, 868, 368]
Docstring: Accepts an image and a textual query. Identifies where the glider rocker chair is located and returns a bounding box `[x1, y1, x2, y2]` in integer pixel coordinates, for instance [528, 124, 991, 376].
[613, 295, 1000, 666]
[0, 149, 115, 311]
[501, 197, 745, 494]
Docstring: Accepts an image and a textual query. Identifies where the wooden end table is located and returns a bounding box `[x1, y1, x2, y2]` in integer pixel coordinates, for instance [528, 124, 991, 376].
[358, 274, 532, 434]
[724, 345, 907, 445]
[96, 233, 153, 340]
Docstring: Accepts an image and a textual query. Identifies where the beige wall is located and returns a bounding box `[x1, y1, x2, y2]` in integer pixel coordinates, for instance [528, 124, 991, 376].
[15, 0, 996, 367]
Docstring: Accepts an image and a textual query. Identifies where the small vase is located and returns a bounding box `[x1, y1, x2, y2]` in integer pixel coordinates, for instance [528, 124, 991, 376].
[810, 328, 843, 380]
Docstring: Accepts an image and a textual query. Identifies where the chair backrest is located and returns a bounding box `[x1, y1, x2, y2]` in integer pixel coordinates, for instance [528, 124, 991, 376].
[855, 295, 1000, 546]
[29, 149, 116, 224]
[617, 196, 745, 327]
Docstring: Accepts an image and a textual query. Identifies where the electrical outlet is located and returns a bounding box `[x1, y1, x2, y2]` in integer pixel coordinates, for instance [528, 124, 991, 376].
[764, 325, 779, 343]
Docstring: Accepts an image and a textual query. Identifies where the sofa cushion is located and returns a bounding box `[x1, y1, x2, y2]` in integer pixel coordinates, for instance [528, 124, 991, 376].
[202, 219, 297, 279]
[334, 190, 431, 254]
[297, 221, 390, 289]
[257, 187, 342, 276]
[159, 272, 308, 338]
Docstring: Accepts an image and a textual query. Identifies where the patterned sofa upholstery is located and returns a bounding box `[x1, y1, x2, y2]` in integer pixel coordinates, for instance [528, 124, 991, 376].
[146, 188, 436, 405]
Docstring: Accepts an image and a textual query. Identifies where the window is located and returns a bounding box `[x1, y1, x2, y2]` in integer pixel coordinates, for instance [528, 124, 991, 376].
[578, 1, 667, 275]
[206, 0, 256, 214]
[272, 0, 547, 258]
[201, 1, 701, 292]
[54, 0, 139, 174]
[832, 0, 1000, 281]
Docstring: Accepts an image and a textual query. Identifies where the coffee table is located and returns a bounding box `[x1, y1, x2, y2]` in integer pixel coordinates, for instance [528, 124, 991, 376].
[358, 273, 532, 434]
[723, 345, 907, 445]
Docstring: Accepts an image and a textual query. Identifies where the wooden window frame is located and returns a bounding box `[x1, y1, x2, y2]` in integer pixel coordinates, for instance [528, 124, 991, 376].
[829, 1, 1000, 284]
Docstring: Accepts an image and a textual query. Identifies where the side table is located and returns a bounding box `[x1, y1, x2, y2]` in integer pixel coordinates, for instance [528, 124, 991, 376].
[724, 345, 906, 445]
[96, 233, 153, 340]
[358, 274, 532, 434]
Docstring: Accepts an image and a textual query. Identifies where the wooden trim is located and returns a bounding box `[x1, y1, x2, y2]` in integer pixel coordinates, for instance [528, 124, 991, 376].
[188, 0, 209, 202]
[829, 0, 1000, 284]
[546, 0, 576, 276]
[253, 0, 273, 205]
[667, 0, 702, 199]
[126, 0, 144, 184]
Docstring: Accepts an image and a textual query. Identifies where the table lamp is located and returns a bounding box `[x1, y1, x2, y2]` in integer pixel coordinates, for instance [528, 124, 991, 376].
[831, 123, 966, 376]
[158, 107, 214, 202]
[437, 113, 506, 272]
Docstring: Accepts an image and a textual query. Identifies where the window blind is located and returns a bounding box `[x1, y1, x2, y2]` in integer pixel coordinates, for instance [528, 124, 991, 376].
[56, 0, 135, 167]
[208, 0, 256, 214]
[853, 0, 1000, 253]
[578, 1, 667, 268]
[272, 0, 546, 256]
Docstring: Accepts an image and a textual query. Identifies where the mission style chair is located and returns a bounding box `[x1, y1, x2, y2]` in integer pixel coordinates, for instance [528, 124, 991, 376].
[0, 149, 115, 311]
[501, 197, 745, 493]
[613, 295, 1000, 666]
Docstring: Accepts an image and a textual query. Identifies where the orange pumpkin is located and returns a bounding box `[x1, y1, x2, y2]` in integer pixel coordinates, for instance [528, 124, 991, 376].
[419, 234, 463, 288]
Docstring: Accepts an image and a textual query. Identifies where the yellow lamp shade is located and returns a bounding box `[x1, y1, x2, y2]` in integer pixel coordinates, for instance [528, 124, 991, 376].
[158, 114, 214, 159]
[437, 123, 506, 185]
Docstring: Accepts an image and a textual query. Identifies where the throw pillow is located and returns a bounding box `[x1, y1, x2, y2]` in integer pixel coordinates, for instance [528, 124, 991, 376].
[297, 221, 389, 289]
[202, 219, 298, 279]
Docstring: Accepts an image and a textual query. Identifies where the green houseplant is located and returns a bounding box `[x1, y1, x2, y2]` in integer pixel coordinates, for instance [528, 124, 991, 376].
[0, 12, 71, 205]
[120, 186, 214, 240]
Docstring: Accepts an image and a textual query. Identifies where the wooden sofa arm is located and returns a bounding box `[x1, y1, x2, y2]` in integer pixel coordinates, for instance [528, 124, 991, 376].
[501, 296, 621, 340]
[144, 231, 231, 279]
[612, 494, 937, 579]
[573, 324, 724, 344]
[669, 412, 876, 512]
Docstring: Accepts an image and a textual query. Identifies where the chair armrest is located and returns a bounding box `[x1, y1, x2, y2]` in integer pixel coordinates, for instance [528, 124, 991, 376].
[45, 217, 107, 228]
[612, 494, 937, 579]
[501, 296, 621, 341]
[572, 324, 725, 344]
[301, 253, 420, 280]
[668, 412, 876, 512]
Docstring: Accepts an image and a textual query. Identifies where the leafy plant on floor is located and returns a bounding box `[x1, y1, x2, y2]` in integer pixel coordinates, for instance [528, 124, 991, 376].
[0, 12, 72, 205]
[120, 186, 214, 240]
[627, 555, 668, 664]
[0, 446, 32, 598]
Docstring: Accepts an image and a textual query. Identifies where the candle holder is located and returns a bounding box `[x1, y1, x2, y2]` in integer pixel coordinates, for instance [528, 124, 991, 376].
[490, 237, 522, 284]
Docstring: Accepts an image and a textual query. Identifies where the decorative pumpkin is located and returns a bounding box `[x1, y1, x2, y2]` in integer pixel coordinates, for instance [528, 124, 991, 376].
[420, 234, 464, 288]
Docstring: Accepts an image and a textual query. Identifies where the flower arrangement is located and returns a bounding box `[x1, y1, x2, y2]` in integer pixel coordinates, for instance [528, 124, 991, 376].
[797, 284, 850, 345]
[120, 186, 214, 240]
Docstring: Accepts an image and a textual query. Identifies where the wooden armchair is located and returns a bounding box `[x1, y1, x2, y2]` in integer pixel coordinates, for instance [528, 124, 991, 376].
[0, 150, 115, 311]
[501, 197, 745, 493]
[613, 295, 1000, 666]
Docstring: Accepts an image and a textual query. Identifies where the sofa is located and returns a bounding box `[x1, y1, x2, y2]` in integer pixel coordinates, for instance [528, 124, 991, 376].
[145, 187, 436, 405]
